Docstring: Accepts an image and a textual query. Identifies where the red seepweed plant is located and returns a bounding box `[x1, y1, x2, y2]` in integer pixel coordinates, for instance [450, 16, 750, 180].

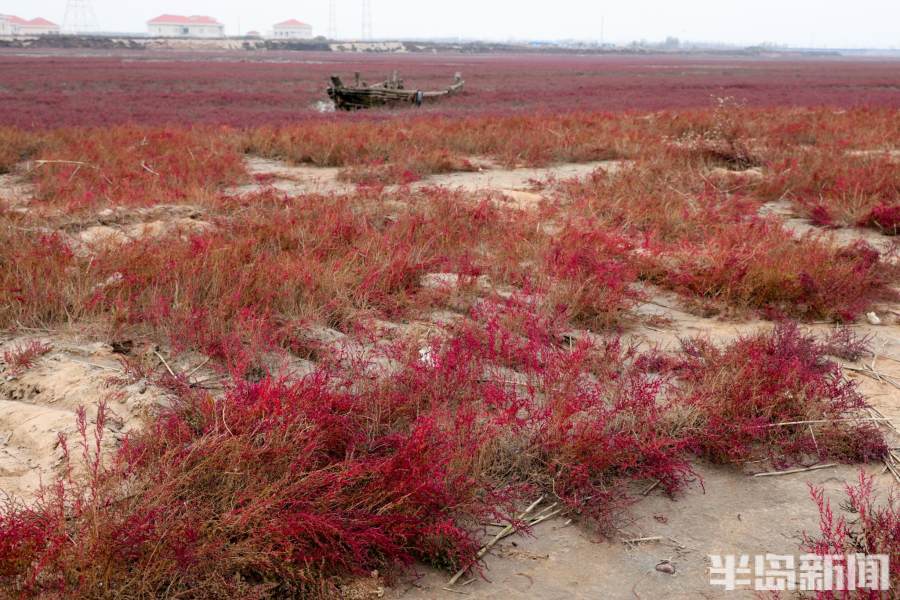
[645, 219, 897, 322]
[0, 298, 701, 597]
[0, 314, 887, 597]
[759, 152, 900, 234]
[555, 153, 898, 322]
[863, 203, 900, 236]
[29, 127, 245, 211]
[2, 340, 52, 375]
[803, 471, 899, 599]
[0, 82, 898, 599]
[2, 54, 899, 129]
[0, 376, 492, 597]
[671, 322, 887, 467]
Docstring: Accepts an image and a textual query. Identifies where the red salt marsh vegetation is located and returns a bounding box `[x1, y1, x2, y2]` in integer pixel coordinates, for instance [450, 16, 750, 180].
[0, 52, 898, 598]
[0, 51, 899, 128]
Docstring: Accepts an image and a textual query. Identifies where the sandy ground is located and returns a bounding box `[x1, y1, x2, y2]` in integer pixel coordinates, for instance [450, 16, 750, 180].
[0, 334, 171, 499]
[2, 157, 898, 598]
[760, 199, 898, 258]
[68, 204, 211, 243]
[232, 156, 625, 199]
[846, 149, 900, 161]
[0, 169, 213, 252]
[388, 464, 894, 600]
[0, 172, 33, 209]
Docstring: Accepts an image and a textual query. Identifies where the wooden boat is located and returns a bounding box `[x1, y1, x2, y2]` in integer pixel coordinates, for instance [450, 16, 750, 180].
[327, 71, 465, 111]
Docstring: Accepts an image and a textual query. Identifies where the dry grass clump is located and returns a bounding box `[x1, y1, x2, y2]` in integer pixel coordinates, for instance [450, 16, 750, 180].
[0, 127, 41, 174]
[28, 127, 245, 211]
[541, 221, 642, 328]
[0, 227, 91, 329]
[557, 158, 897, 321]
[670, 323, 886, 466]
[760, 152, 899, 233]
[640, 219, 897, 321]
[242, 112, 629, 182]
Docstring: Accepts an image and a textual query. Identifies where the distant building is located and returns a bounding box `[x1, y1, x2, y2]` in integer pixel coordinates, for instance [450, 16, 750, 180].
[245, 31, 262, 38]
[147, 15, 225, 38]
[0, 15, 15, 34]
[272, 19, 313, 40]
[0, 15, 61, 35]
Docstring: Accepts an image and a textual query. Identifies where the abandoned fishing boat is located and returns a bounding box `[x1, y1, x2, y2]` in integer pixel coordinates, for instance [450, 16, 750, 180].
[327, 71, 465, 111]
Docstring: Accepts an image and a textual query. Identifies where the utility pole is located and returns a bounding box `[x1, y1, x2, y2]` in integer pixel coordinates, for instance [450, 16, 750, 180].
[329, 0, 337, 39]
[362, 0, 373, 40]
[62, 0, 99, 34]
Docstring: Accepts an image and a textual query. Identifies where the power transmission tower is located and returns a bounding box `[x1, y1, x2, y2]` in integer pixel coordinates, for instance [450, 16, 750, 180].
[63, 0, 99, 34]
[361, 0, 373, 40]
[328, 0, 337, 39]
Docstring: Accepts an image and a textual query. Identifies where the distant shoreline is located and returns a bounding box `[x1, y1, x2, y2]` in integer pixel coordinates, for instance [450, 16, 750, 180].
[1, 35, 897, 58]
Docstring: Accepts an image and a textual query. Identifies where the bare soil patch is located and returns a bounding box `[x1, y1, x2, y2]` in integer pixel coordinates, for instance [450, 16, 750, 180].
[760, 199, 898, 258]
[0, 334, 171, 500]
[0, 170, 35, 209]
[52, 204, 213, 251]
[229, 156, 627, 199]
[389, 464, 894, 600]
[846, 148, 900, 162]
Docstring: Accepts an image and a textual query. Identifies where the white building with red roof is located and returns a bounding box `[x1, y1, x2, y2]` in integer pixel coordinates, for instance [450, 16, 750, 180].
[147, 15, 224, 38]
[0, 15, 60, 35]
[272, 19, 313, 40]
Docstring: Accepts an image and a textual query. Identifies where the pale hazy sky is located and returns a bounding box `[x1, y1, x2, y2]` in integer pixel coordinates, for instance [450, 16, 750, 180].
[3, 0, 899, 47]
